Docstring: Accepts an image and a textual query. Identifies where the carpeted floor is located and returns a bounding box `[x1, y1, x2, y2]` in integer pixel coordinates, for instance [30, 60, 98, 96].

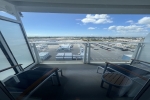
[29, 64, 133, 100]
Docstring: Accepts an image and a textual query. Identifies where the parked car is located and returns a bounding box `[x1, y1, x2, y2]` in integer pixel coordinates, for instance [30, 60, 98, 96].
[121, 48, 128, 51]
[94, 48, 99, 50]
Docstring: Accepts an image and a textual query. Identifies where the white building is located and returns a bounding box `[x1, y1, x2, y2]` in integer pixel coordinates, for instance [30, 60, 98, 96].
[57, 44, 72, 51]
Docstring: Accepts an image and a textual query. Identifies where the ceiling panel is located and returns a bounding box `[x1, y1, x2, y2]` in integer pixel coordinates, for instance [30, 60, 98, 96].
[4, 0, 150, 14]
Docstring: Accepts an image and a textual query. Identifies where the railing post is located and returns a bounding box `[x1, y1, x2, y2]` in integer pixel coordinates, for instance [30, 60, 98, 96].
[83, 43, 87, 64]
[136, 43, 145, 60]
[133, 43, 143, 61]
[87, 43, 91, 64]
[33, 43, 41, 64]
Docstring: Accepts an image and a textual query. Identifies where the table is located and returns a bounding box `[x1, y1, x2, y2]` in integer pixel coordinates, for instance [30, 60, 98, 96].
[101, 72, 132, 97]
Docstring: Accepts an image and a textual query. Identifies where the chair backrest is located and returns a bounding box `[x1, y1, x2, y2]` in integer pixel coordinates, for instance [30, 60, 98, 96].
[1, 75, 16, 86]
[104, 62, 149, 81]
[130, 59, 150, 72]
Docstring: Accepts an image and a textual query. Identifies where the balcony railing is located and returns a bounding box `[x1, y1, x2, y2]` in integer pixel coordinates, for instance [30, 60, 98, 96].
[90, 42, 137, 63]
[30, 41, 140, 64]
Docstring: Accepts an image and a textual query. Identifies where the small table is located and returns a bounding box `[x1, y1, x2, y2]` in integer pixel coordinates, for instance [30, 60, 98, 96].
[101, 72, 132, 97]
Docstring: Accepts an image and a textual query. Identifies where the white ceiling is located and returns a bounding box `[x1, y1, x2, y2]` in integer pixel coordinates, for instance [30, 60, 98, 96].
[4, 0, 150, 14]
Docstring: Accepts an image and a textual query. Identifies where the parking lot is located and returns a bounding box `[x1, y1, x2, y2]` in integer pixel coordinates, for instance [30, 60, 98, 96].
[41, 43, 134, 62]
[90, 44, 133, 62]
[45, 44, 81, 61]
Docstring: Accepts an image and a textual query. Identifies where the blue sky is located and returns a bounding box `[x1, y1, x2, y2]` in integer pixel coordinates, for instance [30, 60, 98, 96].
[20, 13, 150, 37]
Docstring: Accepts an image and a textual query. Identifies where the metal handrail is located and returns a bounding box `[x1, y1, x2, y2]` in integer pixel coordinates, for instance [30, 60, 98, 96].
[0, 64, 23, 73]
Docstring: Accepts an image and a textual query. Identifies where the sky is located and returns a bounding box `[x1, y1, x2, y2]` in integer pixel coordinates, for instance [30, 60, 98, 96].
[2, 12, 150, 37]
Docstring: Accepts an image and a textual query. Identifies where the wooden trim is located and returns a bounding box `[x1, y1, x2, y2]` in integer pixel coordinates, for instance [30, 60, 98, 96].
[131, 59, 150, 65]
[105, 62, 148, 81]
[16, 68, 58, 100]
[0, 64, 22, 73]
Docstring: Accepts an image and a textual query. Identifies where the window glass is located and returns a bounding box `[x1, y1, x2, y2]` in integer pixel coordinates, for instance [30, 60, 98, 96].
[0, 48, 15, 80]
[0, 20, 34, 68]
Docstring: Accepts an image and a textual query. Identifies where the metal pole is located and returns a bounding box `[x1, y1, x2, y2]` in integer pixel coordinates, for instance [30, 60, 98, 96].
[33, 43, 41, 64]
[87, 43, 91, 63]
[83, 43, 87, 64]
[136, 43, 144, 60]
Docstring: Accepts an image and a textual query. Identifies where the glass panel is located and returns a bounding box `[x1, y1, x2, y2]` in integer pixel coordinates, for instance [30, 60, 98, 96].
[0, 20, 34, 68]
[138, 43, 150, 63]
[35, 43, 83, 63]
[90, 43, 138, 62]
[0, 11, 16, 20]
[28, 37, 84, 63]
[0, 48, 15, 80]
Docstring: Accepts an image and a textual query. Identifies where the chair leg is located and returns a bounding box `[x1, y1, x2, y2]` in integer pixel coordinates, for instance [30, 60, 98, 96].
[97, 66, 99, 73]
[60, 69, 63, 76]
[58, 69, 63, 76]
[101, 80, 104, 88]
[55, 71, 61, 86]
[51, 76, 54, 85]
[107, 85, 112, 97]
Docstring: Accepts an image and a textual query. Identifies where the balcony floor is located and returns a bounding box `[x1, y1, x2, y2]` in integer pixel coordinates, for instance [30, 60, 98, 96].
[29, 64, 133, 100]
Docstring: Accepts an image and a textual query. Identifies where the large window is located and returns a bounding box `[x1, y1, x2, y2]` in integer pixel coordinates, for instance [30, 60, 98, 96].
[0, 20, 34, 68]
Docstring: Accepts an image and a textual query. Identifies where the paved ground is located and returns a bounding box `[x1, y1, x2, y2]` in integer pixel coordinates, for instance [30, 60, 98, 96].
[39, 43, 134, 62]
[90, 44, 133, 62]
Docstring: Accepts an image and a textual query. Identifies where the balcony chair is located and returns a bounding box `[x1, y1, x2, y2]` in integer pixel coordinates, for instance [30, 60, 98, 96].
[100, 59, 150, 97]
[0, 64, 61, 100]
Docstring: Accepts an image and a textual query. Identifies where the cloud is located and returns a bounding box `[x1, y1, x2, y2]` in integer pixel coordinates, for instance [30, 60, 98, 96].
[108, 25, 116, 30]
[138, 17, 150, 28]
[76, 23, 83, 26]
[138, 17, 150, 24]
[147, 24, 150, 28]
[103, 28, 107, 30]
[107, 17, 150, 36]
[0, 11, 6, 13]
[81, 14, 113, 24]
[108, 25, 148, 34]
[126, 20, 134, 24]
[88, 27, 97, 30]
